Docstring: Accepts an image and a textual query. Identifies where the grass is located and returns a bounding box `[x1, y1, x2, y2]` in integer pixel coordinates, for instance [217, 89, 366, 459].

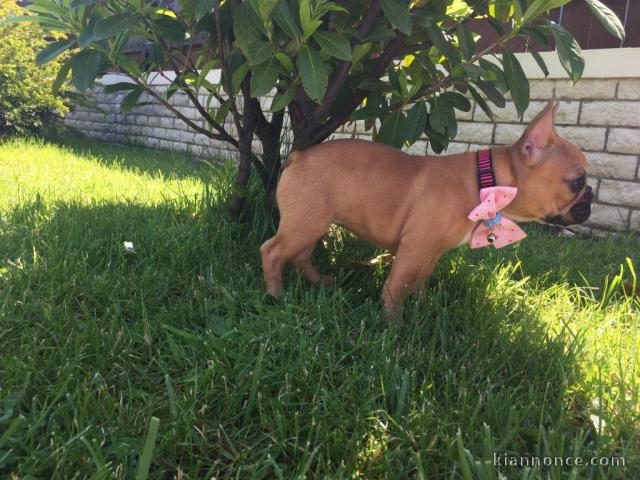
[0, 136, 638, 479]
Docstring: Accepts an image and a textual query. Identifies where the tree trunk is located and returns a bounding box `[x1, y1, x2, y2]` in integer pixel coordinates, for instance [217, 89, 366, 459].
[262, 149, 281, 225]
[255, 109, 285, 224]
[229, 142, 252, 221]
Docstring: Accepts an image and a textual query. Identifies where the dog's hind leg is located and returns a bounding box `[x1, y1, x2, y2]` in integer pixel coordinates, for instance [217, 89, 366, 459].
[260, 236, 285, 296]
[260, 219, 330, 297]
[260, 154, 333, 296]
[291, 246, 335, 286]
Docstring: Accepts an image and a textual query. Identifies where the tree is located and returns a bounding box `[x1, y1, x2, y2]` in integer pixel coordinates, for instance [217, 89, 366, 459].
[0, 0, 68, 135]
[7, 0, 625, 218]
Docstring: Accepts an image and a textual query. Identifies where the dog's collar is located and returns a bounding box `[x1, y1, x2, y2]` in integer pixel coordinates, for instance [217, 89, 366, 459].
[469, 149, 527, 248]
[476, 149, 496, 190]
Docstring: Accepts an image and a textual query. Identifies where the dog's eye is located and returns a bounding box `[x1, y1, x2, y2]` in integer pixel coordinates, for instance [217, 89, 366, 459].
[569, 175, 586, 193]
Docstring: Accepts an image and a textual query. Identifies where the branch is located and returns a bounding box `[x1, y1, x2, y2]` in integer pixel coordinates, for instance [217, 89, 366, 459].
[141, 16, 239, 148]
[313, 17, 512, 143]
[123, 72, 239, 148]
[250, 152, 268, 183]
[312, 0, 382, 122]
[388, 29, 518, 112]
[214, 4, 244, 136]
[294, 85, 313, 121]
[311, 34, 406, 144]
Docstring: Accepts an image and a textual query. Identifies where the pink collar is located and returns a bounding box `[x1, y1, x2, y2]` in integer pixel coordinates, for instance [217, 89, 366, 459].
[468, 150, 527, 249]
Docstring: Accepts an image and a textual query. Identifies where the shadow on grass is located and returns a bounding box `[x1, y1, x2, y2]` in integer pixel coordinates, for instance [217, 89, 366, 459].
[46, 134, 218, 182]
[2, 191, 637, 477]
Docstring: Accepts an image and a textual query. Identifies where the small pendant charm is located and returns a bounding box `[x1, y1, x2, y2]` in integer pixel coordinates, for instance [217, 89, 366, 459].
[487, 232, 497, 244]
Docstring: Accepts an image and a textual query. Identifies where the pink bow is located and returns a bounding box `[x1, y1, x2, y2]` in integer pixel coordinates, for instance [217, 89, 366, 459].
[467, 186, 527, 249]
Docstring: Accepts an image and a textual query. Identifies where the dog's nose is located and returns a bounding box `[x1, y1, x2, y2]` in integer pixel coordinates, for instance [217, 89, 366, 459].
[569, 185, 593, 224]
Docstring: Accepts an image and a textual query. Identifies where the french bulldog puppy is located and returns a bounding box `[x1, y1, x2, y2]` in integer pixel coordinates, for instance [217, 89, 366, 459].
[260, 101, 593, 315]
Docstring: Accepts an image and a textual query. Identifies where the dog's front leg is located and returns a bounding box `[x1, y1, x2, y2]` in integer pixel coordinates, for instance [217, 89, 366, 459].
[381, 248, 441, 318]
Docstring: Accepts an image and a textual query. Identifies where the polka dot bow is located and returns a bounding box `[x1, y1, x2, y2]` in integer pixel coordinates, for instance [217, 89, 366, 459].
[467, 186, 527, 249]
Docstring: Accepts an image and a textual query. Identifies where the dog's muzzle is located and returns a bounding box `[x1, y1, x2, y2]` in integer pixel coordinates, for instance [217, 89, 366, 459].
[568, 185, 594, 224]
[546, 185, 594, 226]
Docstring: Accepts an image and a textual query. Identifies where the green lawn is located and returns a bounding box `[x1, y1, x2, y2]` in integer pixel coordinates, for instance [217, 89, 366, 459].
[0, 137, 638, 479]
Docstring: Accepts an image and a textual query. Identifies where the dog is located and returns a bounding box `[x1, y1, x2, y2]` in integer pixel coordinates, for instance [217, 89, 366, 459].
[260, 101, 594, 315]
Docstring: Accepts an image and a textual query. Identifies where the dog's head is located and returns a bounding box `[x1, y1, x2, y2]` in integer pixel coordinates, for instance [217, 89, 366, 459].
[503, 101, 593, 226]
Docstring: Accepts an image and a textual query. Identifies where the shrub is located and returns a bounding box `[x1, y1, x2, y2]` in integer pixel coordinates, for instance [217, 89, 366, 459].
[20, 0, 624, 217]
[0, 0, 67, 136]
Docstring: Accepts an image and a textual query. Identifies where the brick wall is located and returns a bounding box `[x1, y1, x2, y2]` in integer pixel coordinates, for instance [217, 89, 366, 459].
[64, 77, 640, 234]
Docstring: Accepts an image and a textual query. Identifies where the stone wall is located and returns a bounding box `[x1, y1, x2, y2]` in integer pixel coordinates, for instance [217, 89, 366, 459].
[64, 77, 640, 234]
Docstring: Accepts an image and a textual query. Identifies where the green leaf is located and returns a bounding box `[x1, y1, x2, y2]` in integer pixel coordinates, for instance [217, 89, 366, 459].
[424, 123, 449, 154]
[474, 79, 506, 108]
[250, 0, 278, 22]
[521, 25, 550, 47]
[36, 39, 75, 67]
[456, 24, 475, 61]
[26, 1, 66, 16]
[468, 84, 493, 121]
[546, 22, 584, 83]
[366, 24, 395, 42]
[94, 14, 142, 41]
[462, 63, 482, 82]
[299, 0, 322, 39]
[502, 48, 529, 118]
[494, 0, 511, 22]
[478, 58, 507, 91]
[247, 41, 274, 66]
[317, 1, 348, 15]
[379, 0, 412, 35]
[351, 42, 372, 67]
[275, 52, 294, 72]
[377, 111, 406, 148]
[441, 91, 471, 112]
[512, 0, 525, 20]
[272, 0, 301, 41]
[52, 58, 73, 94]
[425, 24, 460, 66]
[196, 59, 217, 88]
[233, 2, 265, 55]
[521, 0, 570, 25]
[147, 43, 164, 68]
[0, 15, 36, 25]
[116, 52, 142, 77]
[195, 0, 218, 20]
[71, 50, 104, 92]
[121, 87, 144, 113]
[250, 57, 279, 97]
[313, 31, 351, 61]
[529, 49, 549, 77]
[151, 16, 186, 42]
[405, 102, 427, 144]
[585, 0, 625, 42]
[270, 87, 296, 112]
[430, 95, 456, 138]
[429, 98, 446, 134]
[297, 45, 328, 101]
[232, 62, 250, 94]
[104, 82, 137, 93]
[70, 0, 99, 6]
[78, 21, 96, 49]
[214, 99, 231, 124]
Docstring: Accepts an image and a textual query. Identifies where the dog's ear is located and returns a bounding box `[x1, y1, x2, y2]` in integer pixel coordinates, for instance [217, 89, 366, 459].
[520, 100, 559, 164]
